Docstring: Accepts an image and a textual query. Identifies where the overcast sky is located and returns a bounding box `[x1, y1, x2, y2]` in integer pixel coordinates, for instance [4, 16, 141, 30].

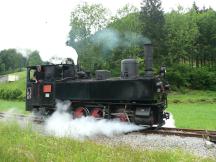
[0, 0, 215, 62]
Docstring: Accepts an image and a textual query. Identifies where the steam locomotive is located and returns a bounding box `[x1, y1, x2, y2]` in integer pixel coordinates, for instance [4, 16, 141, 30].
[26, 43, 169, 127]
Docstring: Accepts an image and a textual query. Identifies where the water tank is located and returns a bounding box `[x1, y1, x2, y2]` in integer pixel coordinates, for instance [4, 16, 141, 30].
[121, 59, 139, 79]
[95, 70, 111, 80]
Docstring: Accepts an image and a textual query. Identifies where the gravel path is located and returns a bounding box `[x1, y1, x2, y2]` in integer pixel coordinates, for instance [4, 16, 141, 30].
[93, 133, 216, 158]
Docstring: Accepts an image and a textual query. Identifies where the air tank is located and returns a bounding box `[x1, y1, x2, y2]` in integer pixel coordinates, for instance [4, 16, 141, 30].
[121, 59, 139, 79]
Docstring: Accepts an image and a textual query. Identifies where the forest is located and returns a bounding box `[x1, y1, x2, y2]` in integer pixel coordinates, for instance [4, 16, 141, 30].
[0, 0, 216, 90]
[0, 49, 42, 74]
[68, 0, 216, 90]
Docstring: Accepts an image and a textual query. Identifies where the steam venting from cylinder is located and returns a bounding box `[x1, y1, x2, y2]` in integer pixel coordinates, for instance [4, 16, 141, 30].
[144, 43, 153, 78]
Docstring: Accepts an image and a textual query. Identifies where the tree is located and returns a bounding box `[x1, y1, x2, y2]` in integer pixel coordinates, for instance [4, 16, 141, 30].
[67, 2, 111, 71]
[68, 3, 145, 73]
[0, 49, 26, 73]
[112, 4, 139, 21]
[196, 9, 216, 68]
[68, 3, 109, 51]
[106, 11, 145, 74]
[0, 62, 5, 73]
[164, 10, 199, 65]
[27, 51, 43, 66]
[140, 0, 166, 65]
[191, 1, 199, 13]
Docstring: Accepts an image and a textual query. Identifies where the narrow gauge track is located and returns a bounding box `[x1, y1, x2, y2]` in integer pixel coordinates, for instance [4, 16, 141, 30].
[0, 112, 44, 123]
[138, 127, 216, 143]
[1, 112, 216, 143]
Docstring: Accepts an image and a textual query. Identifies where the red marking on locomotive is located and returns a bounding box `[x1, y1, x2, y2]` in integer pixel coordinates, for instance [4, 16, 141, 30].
[43, 85, 52, 93]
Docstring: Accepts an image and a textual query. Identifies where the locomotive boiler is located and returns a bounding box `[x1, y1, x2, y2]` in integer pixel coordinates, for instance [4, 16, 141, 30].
[26, 43, 169, 127]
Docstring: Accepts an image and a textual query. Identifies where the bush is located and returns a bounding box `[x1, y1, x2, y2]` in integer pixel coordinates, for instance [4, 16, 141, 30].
[17, 93, 26, 101]
[167, 65, 216, 90]
[166, 65, 191, 89]
[0, 88, 23, 100]
[189, 69, 216, 90]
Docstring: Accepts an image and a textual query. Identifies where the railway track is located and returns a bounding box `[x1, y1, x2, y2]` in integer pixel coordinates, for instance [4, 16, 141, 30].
[0, 112, 44, 123]
[0, 112, 216, 143]
[138, 127, 216, 143]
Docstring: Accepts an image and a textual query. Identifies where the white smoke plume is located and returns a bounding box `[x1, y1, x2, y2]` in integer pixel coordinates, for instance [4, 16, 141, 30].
[91, 28, 151, 52]
[0, 108, 35, 129]
[45, 100, 143, 140]
[1, 108, 24, 122]
[163, 112, 176, 128]
[91, 28, 120, 51]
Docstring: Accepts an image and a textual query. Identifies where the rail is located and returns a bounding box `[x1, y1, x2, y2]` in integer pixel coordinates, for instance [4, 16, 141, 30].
[0, 112, 44, 123]
[138, 127, 216, 143]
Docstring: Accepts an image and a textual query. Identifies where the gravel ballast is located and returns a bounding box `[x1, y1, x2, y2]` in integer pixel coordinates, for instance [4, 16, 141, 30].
[94, 133, 216, 158]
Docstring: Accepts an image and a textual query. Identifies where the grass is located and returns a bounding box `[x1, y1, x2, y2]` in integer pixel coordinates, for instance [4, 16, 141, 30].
[0, 99, 25, 114]
[169, 90, 216, 103]
[168, 103, 216, 130]
[0, 122, 214, 162]
[167, 90, 216, 130]
[0, 71, 26, 94]
[0, 71, 26, 100]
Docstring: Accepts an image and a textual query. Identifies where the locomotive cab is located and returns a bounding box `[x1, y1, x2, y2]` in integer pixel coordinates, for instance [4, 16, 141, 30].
[26, 63, 76, 113]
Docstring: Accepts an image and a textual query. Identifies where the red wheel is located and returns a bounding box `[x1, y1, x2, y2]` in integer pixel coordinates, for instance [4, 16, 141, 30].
[118, 113, 128, 122]
[73, 107, 87, 118]
[91, 108, 103, 118]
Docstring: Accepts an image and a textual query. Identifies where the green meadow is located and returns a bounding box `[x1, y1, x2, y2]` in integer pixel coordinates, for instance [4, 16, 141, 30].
[0, 122, 214, 162]
[168, 103, 216, 130]
[0, 99, 25, 113]
[167, 90, 216, 130]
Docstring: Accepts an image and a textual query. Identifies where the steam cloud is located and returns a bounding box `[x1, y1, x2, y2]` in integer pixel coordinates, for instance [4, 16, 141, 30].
[163, 112, 175, 128]
[91, 28, 151, 53]
[1, 104, 175, 139]
[0, 108, 35, 128]
[45, 100, 143, 140]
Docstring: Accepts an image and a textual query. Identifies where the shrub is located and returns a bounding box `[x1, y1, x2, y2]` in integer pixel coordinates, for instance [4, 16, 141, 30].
[189, 68, 216, 90]
[0, 88, 23, 100]
[166, 64, 191, 88]
[167, 65, 216, 90]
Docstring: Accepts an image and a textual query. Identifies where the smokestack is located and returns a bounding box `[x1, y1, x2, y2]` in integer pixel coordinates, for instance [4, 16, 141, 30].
[144, 43, 153, 78]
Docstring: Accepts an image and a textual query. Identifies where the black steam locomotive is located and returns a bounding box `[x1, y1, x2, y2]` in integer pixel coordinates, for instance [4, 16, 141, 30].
[26, 43, 169, 127]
